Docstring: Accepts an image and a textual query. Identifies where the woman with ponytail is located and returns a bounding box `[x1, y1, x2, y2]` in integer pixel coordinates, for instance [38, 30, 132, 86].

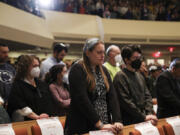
[65, 38, 123, 135]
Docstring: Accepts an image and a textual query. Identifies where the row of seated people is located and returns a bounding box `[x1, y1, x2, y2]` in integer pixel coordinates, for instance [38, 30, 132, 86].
[0, 39, 180, 135]
[2, 115, 180, 135]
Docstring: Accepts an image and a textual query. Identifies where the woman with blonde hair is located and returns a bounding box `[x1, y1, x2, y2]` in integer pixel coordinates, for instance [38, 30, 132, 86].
[65, 38, 123, 134]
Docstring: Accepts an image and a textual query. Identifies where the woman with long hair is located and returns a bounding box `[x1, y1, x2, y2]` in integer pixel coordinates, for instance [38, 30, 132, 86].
[65, 38, 123, 134]
[45, 64, 71, 116]
[8, 55, 55, 121]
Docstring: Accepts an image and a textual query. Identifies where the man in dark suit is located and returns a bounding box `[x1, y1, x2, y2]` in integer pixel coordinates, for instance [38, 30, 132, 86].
[156, 58, 180, 118]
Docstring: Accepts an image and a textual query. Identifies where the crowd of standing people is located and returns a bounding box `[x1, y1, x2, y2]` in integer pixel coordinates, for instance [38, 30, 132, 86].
[0, 40, 179, 134]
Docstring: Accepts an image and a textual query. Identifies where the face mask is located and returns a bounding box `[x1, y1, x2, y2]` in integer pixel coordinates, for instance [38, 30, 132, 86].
[30, 67, 40, 78]
[131, 59, 142, 70]
[62, 73, 69, 84]
[114, 54, 122, 63]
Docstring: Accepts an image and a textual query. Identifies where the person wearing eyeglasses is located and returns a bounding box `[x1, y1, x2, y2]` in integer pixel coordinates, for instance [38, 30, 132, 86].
[113, 45, 158, 126]
[40, 43, 68, 80]
[65, 38, 123, 135]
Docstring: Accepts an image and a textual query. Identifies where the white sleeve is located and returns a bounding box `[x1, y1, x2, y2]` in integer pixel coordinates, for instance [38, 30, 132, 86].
[0, 96, 4, 104]
[16, 107, 33, 116]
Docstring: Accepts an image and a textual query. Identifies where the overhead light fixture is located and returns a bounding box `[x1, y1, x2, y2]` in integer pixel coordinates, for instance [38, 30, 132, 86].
[152, 51, 161, 58]
[168, 47, 175, 52]
[38, 0, 52, 8]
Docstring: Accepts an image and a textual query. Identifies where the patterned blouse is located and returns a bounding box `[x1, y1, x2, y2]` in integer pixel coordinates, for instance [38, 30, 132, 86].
[92, 68, 109, 124]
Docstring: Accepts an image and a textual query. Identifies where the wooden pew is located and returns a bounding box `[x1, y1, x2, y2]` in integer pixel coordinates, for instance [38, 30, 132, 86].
[10, 116, 178, 135]
[12, 116, 66, 135]
[84, 118, 170, 135]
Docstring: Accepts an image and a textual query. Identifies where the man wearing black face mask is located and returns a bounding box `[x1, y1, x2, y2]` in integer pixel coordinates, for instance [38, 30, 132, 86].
[156, 58, 180, 119]
[40, 43, 68, 80]
[113, 45, 157, 126]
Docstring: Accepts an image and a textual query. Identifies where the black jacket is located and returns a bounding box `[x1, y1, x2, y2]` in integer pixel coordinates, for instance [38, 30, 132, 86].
[113, 69, 153, 125]
[65, 63, 121, 135]
[156, 71, 180, 118]
[7, 79, 56, 120]
[0, 63, 15, 103]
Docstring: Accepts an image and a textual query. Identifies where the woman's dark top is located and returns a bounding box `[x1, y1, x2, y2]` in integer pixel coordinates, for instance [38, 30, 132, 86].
[7, 79, 56, 120]
[65, 63, 121, 135]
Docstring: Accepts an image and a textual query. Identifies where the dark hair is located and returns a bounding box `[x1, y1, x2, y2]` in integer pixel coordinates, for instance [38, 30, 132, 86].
[45, 64, 65, 84]
[121, 45, 142, 64]
[31, 55, 41, 65]
[53, 43, 68, 53]
[174, 61, 180, 69]
[15, 55, 36, 81]
[0, 44, 8, 47]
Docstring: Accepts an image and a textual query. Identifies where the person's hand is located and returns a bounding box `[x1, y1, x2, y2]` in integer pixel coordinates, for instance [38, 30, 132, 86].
[65, 99, 71, 105]
[140, 66, 148, 77]
[152, 98, 157, 105]
[145, 115, 158, 125]
[0, 102, 3, 106]
[62, 99, 71, 107]
[39, 113, 49, 119]
[114, 122, 123, 134]
[101, 124, 117, 134]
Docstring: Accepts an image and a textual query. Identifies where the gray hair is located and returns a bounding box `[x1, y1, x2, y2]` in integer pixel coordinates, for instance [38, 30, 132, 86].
[169, 58, 180, 70]
[106, 45, 120, 56]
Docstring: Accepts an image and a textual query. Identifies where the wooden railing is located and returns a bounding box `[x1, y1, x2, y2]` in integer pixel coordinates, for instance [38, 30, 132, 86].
[12, 117, 65, 135]
[9, 116, 177, 135]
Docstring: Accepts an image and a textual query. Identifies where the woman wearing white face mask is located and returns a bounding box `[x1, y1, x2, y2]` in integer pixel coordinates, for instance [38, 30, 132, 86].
[45, 64, 71, 116]
[8, 55, 56, 121]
